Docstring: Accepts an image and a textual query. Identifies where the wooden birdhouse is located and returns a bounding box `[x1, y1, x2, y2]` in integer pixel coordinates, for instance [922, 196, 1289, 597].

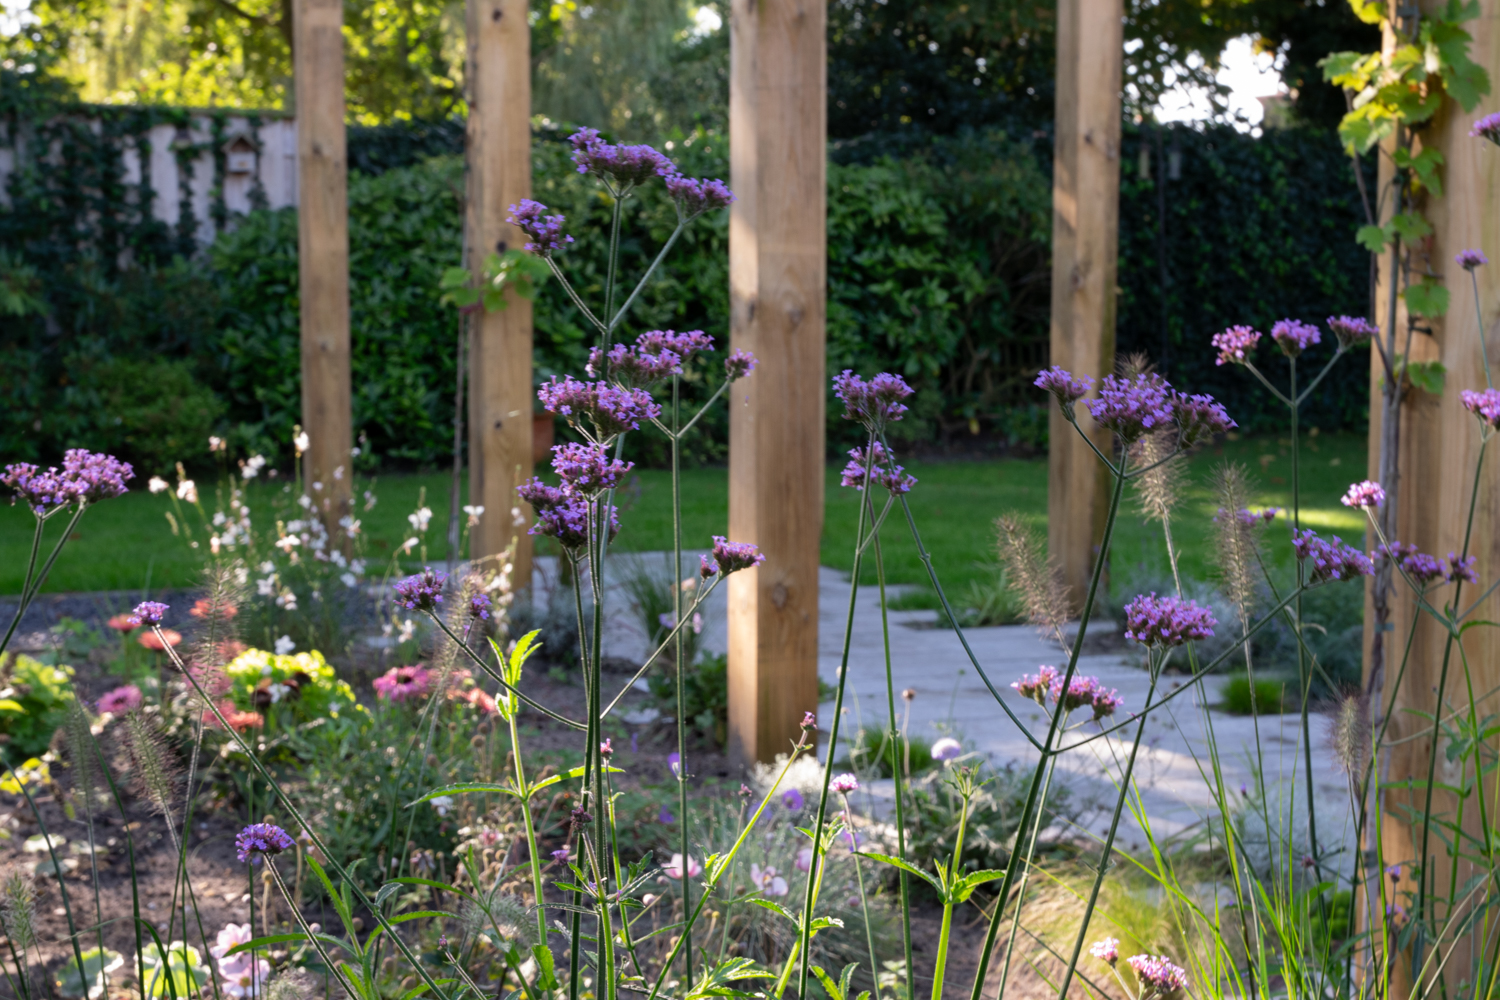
[223, 133, 257, 175]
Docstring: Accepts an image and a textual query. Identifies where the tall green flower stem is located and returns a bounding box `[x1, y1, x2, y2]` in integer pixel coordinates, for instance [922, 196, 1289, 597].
[0, 501, 88, 657]
[795, 433, 881, 998]
[929, 774, 977, 1000]
[670, 370, 692, 987]
[838, 788, 880, 991]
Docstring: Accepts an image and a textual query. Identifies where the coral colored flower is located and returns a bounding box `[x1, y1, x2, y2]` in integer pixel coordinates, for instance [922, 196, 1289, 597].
[206, 701, 264, 733]
[189, 598, 237, 619]
[1271, 318, 1321, 357]
[106, 613, 139, 633]
[1341, 480, 1386, 509]
[1123, 594, 1217, 647]
[663, 853, 702, 879]
[139, 629, 182, 651]
[97, 685, 142, 714]
[236, 823, 294, 864]
[374, 664, 432, 703]
[1090, 937, 1120, 964]
[1211, 325, 1261, 366]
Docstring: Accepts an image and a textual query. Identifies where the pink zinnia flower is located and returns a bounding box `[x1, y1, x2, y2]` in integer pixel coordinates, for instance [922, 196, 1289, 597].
[373, 664, 432, 703]
[96, 685, 142, 714]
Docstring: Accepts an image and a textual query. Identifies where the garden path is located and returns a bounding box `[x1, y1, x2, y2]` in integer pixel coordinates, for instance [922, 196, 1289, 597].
[538, 555, 1357, 871]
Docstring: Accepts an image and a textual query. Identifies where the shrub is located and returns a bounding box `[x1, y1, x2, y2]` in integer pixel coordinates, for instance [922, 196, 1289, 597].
[70, 357, 225, 478]
[1219, 674, 1292, 715]
[0, 653, 76, 763]
[221, 648, 363, 728]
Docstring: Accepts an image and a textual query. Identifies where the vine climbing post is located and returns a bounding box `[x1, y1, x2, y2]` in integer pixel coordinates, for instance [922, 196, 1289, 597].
[293, 0, 353, 529]
[726, 0, 827, 764]
[1046, 0, 1123, 605]
[464, 0, 534, 584]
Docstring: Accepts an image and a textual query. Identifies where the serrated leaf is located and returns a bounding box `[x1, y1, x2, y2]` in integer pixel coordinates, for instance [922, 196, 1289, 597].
[1406, 359, 1447, 395]
[747, 898, 800, 925]
[1390, 212, 1433, 241]
[1404, 281, 1451, 318]
[375, 881, 403, 909]
[532, 945, 560, 991]
[856, 851, 945, 892]
[1356, 224, 1389, 253]
[408, 783, 512, 806]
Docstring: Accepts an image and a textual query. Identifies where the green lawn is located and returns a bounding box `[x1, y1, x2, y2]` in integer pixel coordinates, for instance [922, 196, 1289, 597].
[3, 431, 1369, 597]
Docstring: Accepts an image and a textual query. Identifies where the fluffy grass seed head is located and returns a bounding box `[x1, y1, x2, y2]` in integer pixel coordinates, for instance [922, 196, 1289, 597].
[995, 515, 1073, 641]
[1212, 463, 1260, 618]
[0, 869, 36, 951]
[118, 710, 181, 824]
[1329, 693, 1372, 777]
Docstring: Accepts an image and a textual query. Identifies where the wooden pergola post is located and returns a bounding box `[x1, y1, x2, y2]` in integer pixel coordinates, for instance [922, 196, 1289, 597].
[1046, 0, 1123, 604]
[294, 0, 353, 525]
[1367, 9, 1500, 982]
[465, 0, 533, 585]
[726, 0, 827, 765]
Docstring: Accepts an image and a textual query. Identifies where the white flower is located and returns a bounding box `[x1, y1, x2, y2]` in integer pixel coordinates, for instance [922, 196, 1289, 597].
[275, 589, 298, 611]
[408, 507, 433, 532]
[275, 535, 300, 553]
[233, 566, 249, 585]
[176, 479, 197, 503]
[240, 455, 266, 479]
[297, 494, 313, 510]
[430, 796, 455, 817]
[342, 517, 361, 538]
[148, 476, 169, 493]
[463, 504, 484, 517]
[212, 510, 227, 527]
[258, 561, 275, 574]
[267, 683, 291, 703]
[311, 481, 323, 492]
[273, 635, 295, 655]
[397, 619, 416, 643]
[256, 576, 276, 597]
[328, 549, 347, 568]
[341, 572, 358, 589]
[930, 737, 964, 762]
[208, 436, 226, 452]
[333, 465, 344, 480]
[363, 490, 378, 510]
[401, 537, 419, 553]
[293, 431, 310, 454]
[350, 559, 366, 575]
[511, 506, 527, 527]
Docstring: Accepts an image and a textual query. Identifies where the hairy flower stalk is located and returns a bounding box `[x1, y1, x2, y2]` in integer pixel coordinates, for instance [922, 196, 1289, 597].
[994, 516, 1074, 649]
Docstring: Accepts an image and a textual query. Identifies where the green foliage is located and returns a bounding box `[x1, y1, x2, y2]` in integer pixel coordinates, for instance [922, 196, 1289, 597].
[1219, 674, 1292, 715]
[71, 357, 225, 477]
[221, 648, 364, 729]
[650, 653, 729, 746]
[846, 727, 936, 779]
[0, 654, 76, 764]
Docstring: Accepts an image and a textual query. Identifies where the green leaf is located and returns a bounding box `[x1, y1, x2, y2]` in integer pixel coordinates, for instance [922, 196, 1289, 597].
[1389, 212, 1433, 242]
[53, 946, 124, 999]
[388, 910, 458, 924]
[1356, 224, 1390, 253]
[953, 868, 1008, 902]
[856, 851, 944, 893]
[408, 783, 511, 806]
[400, 979, 460, 1000]
[1404, 281, 1451, 318]
[532, 945, 560, 991]
[1406, 359, 1448, 395]
[807, 915, 845, 938]
[383, 876, 479, 904]
[747, 898, 801, 926]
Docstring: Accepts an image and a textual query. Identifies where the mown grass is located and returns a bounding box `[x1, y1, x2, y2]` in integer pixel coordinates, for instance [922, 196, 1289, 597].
[2, 431, 1368, 596]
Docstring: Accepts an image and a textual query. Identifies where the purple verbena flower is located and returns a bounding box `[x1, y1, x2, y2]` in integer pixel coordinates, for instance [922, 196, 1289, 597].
[782, 787, 804, 809]
[801, 711, 817, 730]
[236, 823, 295, 865]
[1212, 325, 1261, 366]
[469, 593, 492, 621]
[833, 370, 914, 431]
[394, 569, 446, 612]
[538, 376, 661, 438]
[725, 349, 757, 380]
[1292, 530, 1374, 584]
[1341, 480, 1386, 509]
[1446, 552, 1479, 585]
[830, 773, 859, 794]
[1377, 542, 1446, 585]
[1034, 366, 1095, 412]
[664, 173, 735, 216]
[1172, 392, 1236, 447]
[637, 329, 715, 364]
[1126, 954, 1189, 996]
[1471, 112, 1500, 144]
[1123, 593, 1217, 647]
[130, 601, 170, 627]
[1461, 388, 1500, 427]
[63, 450, 134, 503]
[551, 442, 633, 494]
[1091, 687, 1125, 720]
[699, 554, 720, 578]
[840, 442, 916, 495]
[586, 343, 682, 388]
[569, 127, 675, 186]
[1457, 249, 1488, 270]
[712, 536, 765, 574]
[1089, 937, 1120, 965]
[1271, 319, 1321, 358]
[1221, 506, 1280, 526]
[1051, 674, 1102, 713]
[1328, 315, 1378, 349]
[1011, 665, 1059, 704]
[1088, 373, 1174, 444]
[507, 199, 574, 254]
[531, 496, 619, 550]
[3, 463, 76, 515]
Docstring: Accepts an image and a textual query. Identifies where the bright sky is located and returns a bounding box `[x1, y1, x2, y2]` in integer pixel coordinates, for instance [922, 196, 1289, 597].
[1154, 35, 1289, 134]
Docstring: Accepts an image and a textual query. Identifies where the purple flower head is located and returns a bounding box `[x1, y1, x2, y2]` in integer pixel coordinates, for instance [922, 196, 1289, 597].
[1271, 319, 1321, 358]
[551, 442, 634, 494]
[930, 737, 963, 761]
[1089, 938, 1120, 965]
[236, 823, 295, 865]
[668, 752, 681, 778]
[1051, 674, 1102, 713]
[586, 343, 681, 389]
[469, 593, 492, 621]
[62, 450, 134, 504]
[1123, 593, 1217, 647]
[531, 496, 618, 551]
[830, 773, 859, 794]
[1457, 249, 1488, 270]
[1341, 480, 1386, 509]
[725, 349, 758, 381]
[394, 568, 447, 612]
[832, 370, 914, 431]
[1126, 955, 1189, 996]
[1377, 542, 1446, 585]
[1172, 392, 1236, 447]
[1, 463, 73, 515]
[1221, 506, 1280, 526]
[130, 601, 170, 627]
[538, 376, 661, 438]
[1461, 388, 1500, 427]
[1328, 315, 1378, 349]
[551, 848, 570, 862]
[664, 173, 735, 217]
[1387, 864, 1402, 882]
[1471, 112, 1500, 144]
[507, 199, 574, 254]
[599, 738, 613, 759]
[800, 711, 817, 731]
[658, 804, 675, 824]
[1446, 552, 1479, 585]
[1091, 687, 1125, 721]
[516, 477, 568, 513]
[782, 788, 805, 810]
[1011, 665, 1060, 704]
[1034, 366, 1095, 413]
[1292, 530, 1374, 584]
[1212, 325, 1261, 366]
[637, 329, 715, 365]
[1088, 373, 1174, 444]
[699, 554, 720, 578]
[712, 536, 765, 574]
[840, 442, 916, 495]
[569, 127, 675, 186]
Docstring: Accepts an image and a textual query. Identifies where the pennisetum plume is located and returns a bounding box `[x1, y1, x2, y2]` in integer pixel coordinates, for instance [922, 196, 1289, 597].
[994, 515, 1074, 648]
[1211, 463, 1261, 621]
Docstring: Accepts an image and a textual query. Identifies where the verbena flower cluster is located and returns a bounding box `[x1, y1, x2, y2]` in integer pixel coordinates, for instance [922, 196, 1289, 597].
[1123, 593, 1217, 647]
[1341, 480, 1386, 509]
[833, 370, 914, 431]
[1461, 388, 1500, 426]
[1173, 392, 1237, 447]
[839, 442, 917, 495]
[1035, 366, 1095, 406]
[1126, 954, 1189, 996]
[507, 199, 574, 253]
[1011, 666, 1122, 720]
[663, 174, 735, 217]
[1089, 937, 1119, 964]
[539, 376, 661, 439]
[700, 536, 765, 577]
[1447, 552, 1479, 585]
[1471, 112, 1500, 143]
[1292, 530, 1374, 583]
[1212, 325, 1261, 366]
[517, 476, 619, 552]
[1457, 248, 1488, 270]
[1271, 318, 1321, 357]
[569, 127, 675, 187]
[2, 449, 134, 514]
[1328, 315, 1378, 349]
[131, 601, 170, 627]
[1376, 542, 1447, 585]
[1088, 373, 1174, 442]
[235, 823, 295, 864]
[393, 568, 446, 612]
[551, 442, 634, 494]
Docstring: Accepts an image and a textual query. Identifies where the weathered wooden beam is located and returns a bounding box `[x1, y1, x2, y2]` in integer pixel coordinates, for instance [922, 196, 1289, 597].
[726, 0, 827, 764]
[1046, 0, 1123, 605]
[294, 0, 353, 526]
[465, 0, 534, 584]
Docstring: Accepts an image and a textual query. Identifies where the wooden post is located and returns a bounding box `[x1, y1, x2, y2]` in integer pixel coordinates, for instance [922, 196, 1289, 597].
[465, 0, 533, 585]
[1367, 8, 1500, 982]
[1046, 0, 1123, 605]
[726, 0, 827, 765]
[294, 0, 353, 526]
